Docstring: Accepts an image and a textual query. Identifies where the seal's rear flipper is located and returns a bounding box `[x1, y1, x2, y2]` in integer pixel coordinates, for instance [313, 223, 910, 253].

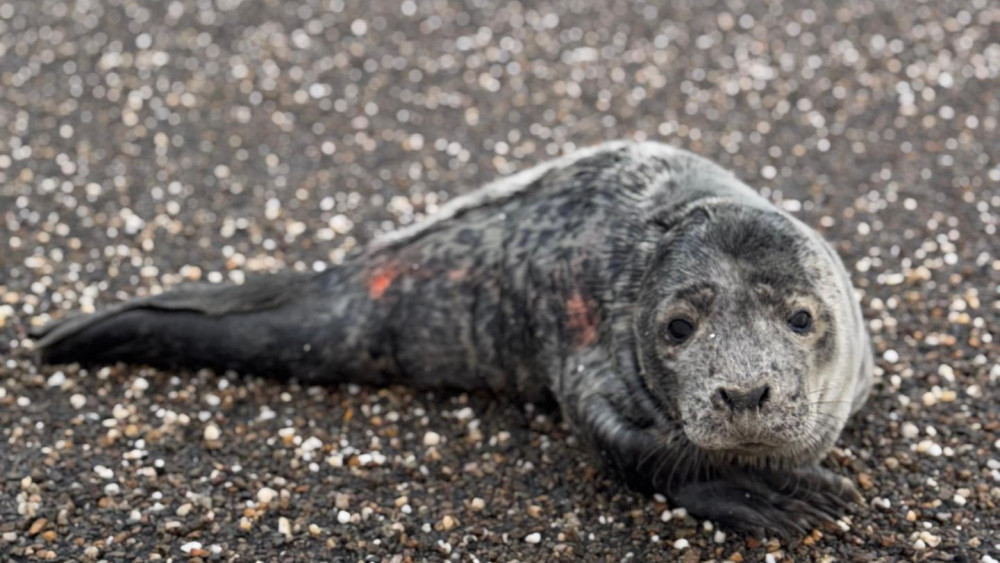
[31, 273, 327, 377]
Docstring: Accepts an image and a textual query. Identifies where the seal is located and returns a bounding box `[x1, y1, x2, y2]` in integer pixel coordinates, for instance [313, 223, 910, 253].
[32, 140, 873, 534]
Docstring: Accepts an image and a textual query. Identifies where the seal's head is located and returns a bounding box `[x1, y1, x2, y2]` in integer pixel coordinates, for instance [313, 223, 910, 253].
[635, 201, 871, 467]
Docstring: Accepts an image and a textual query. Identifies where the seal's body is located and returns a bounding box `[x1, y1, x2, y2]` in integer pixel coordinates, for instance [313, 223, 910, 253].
[34, 141, 873, 533]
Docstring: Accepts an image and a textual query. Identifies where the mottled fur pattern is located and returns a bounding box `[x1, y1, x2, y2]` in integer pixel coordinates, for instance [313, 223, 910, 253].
[32, 141, 873, 534]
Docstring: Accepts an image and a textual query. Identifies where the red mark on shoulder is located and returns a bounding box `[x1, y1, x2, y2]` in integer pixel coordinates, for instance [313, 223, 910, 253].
[368, 264, 400, 299]
[566, 290, 599, 348]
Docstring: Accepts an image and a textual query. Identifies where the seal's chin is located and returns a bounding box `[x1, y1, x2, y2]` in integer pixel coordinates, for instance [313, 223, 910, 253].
[682, 424, 788, 459]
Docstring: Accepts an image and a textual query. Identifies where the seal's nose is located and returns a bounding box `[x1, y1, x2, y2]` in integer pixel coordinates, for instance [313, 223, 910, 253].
[716, 385, 770, 413]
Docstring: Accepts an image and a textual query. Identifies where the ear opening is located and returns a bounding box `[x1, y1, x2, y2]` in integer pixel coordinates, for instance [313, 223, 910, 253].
[648, 197, 729, 232]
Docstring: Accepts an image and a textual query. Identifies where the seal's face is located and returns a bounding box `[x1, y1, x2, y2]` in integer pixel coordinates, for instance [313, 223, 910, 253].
[636, 203, 862, 466]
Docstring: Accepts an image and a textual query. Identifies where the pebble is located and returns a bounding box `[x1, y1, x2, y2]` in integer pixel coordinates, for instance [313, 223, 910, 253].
[917, 440, 944, 457]
[204, 423, 222, 442]
[919, 531, 942, 548]
[423, 431, 442, 447]
[470, 497, 486, 512]
[180, 541, 202, 554]
[901, 422, 919, 439]
[256, 487, 279, 505]
[337, 510, 352, 525]
[673, 538, 690, 550]
[279, 517, 292, 539]
[46, 372, 65, 387]
[69, 394, 87, 409]
[524, 532, 542, 544]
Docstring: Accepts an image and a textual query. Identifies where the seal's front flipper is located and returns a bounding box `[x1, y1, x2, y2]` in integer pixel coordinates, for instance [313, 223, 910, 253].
[31, 273, 330, 378]
[673, 466, 860, 537]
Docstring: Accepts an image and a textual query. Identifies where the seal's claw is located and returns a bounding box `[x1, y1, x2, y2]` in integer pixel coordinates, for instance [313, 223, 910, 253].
[672, 467, 860, 538]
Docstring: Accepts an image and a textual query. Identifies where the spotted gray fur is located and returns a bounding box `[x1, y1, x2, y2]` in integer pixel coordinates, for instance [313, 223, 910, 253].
[32, 140, 873, 535]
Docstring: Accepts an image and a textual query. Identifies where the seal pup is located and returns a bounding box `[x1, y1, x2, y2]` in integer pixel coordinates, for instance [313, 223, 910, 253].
[32, 140, 873, 534]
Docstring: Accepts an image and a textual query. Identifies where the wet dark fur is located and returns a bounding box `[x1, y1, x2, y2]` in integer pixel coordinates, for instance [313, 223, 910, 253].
[32, 141, 871, 535]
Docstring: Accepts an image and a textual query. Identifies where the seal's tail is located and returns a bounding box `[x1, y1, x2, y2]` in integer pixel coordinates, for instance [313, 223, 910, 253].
[31, 272, 352, 380]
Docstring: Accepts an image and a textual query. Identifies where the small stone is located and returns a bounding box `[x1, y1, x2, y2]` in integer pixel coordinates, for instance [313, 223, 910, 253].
[901, 422, 919, 439]
[308, 523, 322, 537]
[858, 473, 874, 490]
[714, 530, 726, 543]
[470, 497, 486, 512]
[47, 372, 65, 387]
[2, 532, 17, 542]
[70, 394, 87, 409]
[256, 487, 278, 505]
[423, 431, 441, 447]
[239, 517, 253, 531]
[176, 503, 193, 517]
[524, 532, 542, 544]
[337, 510, 351, 524]
[673, 538, 690, 550]
[180, 541, 202, 554]
[279, 517, 292, 539]
[440, 515, 458, 531]
[28, 518, 47, 536]
[952, 494, 966, 506]
[203, 423, 221, 442]
[916, 440, 943, 457]
[906, 510, 918, 522]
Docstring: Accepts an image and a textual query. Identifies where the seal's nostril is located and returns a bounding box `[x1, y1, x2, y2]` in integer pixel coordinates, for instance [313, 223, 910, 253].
[718, 388, 734, 410]
[717, 385, 770, 412]
[757, 385, 770, 407]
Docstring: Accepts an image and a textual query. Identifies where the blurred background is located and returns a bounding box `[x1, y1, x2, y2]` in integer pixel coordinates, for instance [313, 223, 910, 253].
[1, 0, 998, 561]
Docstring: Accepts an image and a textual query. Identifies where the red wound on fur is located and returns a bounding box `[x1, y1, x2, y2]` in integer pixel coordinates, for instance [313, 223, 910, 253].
[566, 290, 598, 348]
[368, 265, 399, 299]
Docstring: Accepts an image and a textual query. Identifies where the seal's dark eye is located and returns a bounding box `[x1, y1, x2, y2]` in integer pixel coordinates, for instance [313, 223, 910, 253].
[666, 318, 695, 343]
[787, 310, 813, 334]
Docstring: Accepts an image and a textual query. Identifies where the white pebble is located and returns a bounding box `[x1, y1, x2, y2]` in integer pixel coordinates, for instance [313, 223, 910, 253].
[673, 538, 689, 550]
[901, 422, 919, 439]
[203, 423, 221, 441]
[713, 530, 726, 543]
[256, 487, 278, 505]
[70, 394, 87, 409]
[180, 541, 202, 554]
[524, 532, 541, 544]
[301, 437, 323, 452]
[47, 371, 66, 387]
[916, 440, 943, 457]
[952, 494, 966, 506]
[278, 517, 292, 539]
[94, 465, 114, 480]
[423, 431, 441, 447]
[337, 510, 351, 524]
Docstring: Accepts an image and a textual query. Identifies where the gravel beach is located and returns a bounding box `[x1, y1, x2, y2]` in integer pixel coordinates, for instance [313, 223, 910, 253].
[2, 0, 999, 560]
